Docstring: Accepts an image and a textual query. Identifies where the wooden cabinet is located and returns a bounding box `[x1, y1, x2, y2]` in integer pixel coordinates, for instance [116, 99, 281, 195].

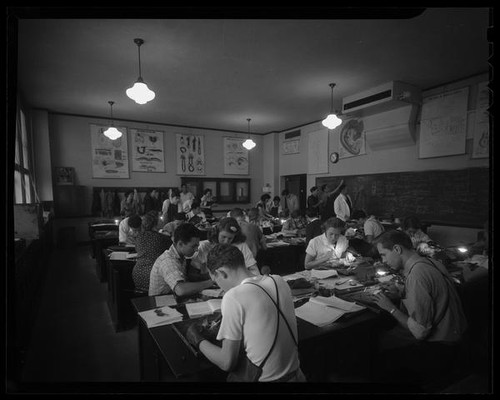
[53, 185, 86, 217]
[181, 178, 250, 204]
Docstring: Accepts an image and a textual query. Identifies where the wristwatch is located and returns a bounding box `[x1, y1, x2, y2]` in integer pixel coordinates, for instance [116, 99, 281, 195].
[389, 308, 397, 315]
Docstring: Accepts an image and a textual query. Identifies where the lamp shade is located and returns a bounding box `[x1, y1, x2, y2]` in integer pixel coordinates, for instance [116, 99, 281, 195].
[103, 126, 123, 140]
[322, 113, 342, 130]
[242, 138, 256, 150]
[126, 79, 156, 104]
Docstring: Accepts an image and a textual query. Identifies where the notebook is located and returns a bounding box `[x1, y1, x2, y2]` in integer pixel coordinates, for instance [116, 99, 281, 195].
[138, 306, 183, 328]
[185, 299, 222, 318]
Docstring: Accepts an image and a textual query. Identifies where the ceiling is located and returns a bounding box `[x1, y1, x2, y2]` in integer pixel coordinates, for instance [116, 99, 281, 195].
[14, 8, 490, 135]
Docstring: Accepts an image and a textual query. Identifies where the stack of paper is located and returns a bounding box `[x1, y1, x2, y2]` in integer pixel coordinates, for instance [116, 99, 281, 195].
[295, 295, 365, 327]
[311, 269, 338, 280]
[109, 252, 129, 260]
[138, 306, 183, 328]
[200, 288, 224, 298]
[154, 294, 177, 307]
[185, 299, 222, 318]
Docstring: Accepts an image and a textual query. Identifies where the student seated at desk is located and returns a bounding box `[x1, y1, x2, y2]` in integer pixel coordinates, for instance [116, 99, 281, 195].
[160, 212, 186, 237]
[148, 223, 214, 297]
[305, 208, 322, 246]
[186, 244, 306, 382]
[186, 201, 207, 226]
[351, 209, 385, 243]
[118, 214, 142, 246]
[400, 215, 432, 249]
[191, 217, 261, 276]
[371, 230, 468, 386]
[230, 208, 267, 259]
[304, 217, 353, 270]
[133, 211, 172, 292]
[281, 209, 307, 237]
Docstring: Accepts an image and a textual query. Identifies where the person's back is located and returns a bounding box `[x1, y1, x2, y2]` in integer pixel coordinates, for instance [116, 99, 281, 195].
[239, 219, 265, 258]
[221, 274, 301, 381]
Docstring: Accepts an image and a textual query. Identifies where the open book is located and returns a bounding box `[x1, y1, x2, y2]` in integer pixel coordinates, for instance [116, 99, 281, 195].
[185, 299, 222, 319]
[138, 306, 183, 328]
[295, 296, 365, 327]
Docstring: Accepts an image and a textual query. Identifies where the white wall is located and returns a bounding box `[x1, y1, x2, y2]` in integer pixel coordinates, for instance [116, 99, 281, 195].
[47, 114, 264, 214]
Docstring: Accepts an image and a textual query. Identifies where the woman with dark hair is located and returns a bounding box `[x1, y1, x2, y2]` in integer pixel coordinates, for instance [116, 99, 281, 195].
[268, 196, 283, 218]
[401, 215, 432, 249]
[132, 211, 172, 292]
[304, 217, 353, 269]
[191, 217, 260, 276]
[162, 188, 182, 223]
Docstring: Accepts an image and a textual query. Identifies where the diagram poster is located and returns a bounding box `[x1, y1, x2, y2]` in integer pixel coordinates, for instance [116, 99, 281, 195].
[176, 134, 205, 175]
[131, 129, 165, 172]
[419, 87, 468, 159]
[338, 118, 366, 159]
[307, 129, 328, 174]
[472, 81, 489, 159]
[223, 138, 249, 175]
[90, 124, 129, 178]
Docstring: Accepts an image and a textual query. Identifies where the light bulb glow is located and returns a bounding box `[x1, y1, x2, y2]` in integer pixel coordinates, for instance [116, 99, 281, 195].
[103, 126, 123, 140]
[126, 80, 156, 104]
[457, 246, 468, 253]
[322, 113, 342, 130]
[242, 139, 256, 150]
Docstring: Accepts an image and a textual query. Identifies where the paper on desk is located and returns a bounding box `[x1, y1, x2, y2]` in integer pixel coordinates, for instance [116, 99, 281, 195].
[283, 271, 311, 281]
[311, 269, 338, 279]
[109, 251, 129, 260]
[201, 288, 224, 298]
[310, 295, 365, 312]
[126, 253, 138, 259]
[377, 274, 395, 283]
[295, 301, 346, 327]
[267, 241, 290, 248]
[154, 294, 177, 308]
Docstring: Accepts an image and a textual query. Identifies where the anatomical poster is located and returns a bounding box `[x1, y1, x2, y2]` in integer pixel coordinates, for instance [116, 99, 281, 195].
[90, 124, 129, 178]
[224, 137, 249, 175]
[176, 134, 205, 175]
[338, 118, 366, 159]
[131, 129, 165, 172]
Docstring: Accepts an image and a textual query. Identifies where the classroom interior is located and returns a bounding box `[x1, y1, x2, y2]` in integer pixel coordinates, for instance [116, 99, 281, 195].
[9, 7, 492, 394]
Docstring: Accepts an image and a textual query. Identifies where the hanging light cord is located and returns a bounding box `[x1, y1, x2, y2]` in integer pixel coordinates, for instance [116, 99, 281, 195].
[109, 101, 115, 126]
[137, 42, 142, 79]
[247, 118, 251, 137]
[330, 83, 336, 113]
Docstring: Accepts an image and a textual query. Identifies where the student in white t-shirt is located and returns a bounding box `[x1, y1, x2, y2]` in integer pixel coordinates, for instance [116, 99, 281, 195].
[351, 209, 385, 243]
[186, 243, 306, 382]
[304, 217, 351, 270]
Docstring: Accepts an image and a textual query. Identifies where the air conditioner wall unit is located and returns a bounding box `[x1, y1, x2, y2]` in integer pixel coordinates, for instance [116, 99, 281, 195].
[363, 104, 418, 151]
[342, 81, 421, 116]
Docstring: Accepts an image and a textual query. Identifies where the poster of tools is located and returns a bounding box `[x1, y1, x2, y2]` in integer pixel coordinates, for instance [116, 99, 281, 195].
[338, 118, 366, 159]
[131, 129, 165, 172]
[223, 137, 249, 175]
[90, 124, 129, 178]
[176, 134, 205, 175]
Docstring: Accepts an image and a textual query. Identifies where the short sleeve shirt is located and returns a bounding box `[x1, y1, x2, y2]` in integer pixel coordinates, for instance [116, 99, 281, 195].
[194, 240, 257, 269]
[305, 233, 349, 260]
[363, 216, 385, 239]
[148, 245, 187, 296]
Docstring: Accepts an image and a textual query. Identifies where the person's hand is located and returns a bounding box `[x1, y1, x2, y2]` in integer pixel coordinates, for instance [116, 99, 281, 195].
[186, 322, 207, 350]
[372, 292, 395, 312]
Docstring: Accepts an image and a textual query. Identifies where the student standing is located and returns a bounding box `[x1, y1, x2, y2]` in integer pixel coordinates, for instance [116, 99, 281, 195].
[333, 182, 352, 222]
[186, 244, 306, 382]
[281, 189, 299, 213]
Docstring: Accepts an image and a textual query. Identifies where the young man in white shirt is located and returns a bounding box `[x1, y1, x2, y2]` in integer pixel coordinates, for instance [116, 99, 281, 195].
[333, 183, 352, 222]
[118, 214, 142, 245]
[186, 243, 306, 382]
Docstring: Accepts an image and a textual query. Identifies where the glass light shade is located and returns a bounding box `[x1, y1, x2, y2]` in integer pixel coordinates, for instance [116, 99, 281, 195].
[103, 126, 123, 140]
[322, 113, 342, 130]
[126, 80, 156, 104]
[242, 139, 256, 150]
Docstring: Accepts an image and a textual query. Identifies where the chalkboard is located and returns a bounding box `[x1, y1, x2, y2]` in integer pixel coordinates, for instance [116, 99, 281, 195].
[316, 167, 489, 228]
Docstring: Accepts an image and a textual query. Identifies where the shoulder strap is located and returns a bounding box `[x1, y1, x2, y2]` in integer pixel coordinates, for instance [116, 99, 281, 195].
[245, 276, 298, 346]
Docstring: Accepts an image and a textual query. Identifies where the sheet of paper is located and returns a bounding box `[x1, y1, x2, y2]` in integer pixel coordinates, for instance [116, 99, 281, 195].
[138, 306, 183, 328]
[377, 274, 395, 283]
[310, 295, 365, 312]
[311, 269, 338, 279]
[126, 253, 138, 259]
[154, 294, 177, 308]
[109, 252, 129, 260]
[201, 288, 224, 298]
[295, 301, 345, 327]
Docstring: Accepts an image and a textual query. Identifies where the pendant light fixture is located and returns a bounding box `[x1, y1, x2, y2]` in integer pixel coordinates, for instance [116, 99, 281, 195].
[126, 38, 156, 105]
[322, 83, 342, 130]
[242, 118, 256, 150]
[103, 101, 122, 140]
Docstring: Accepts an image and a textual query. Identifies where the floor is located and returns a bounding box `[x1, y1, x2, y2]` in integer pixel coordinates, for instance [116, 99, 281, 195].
[13, 243, 492, 393]
[20, 244, 140, 384]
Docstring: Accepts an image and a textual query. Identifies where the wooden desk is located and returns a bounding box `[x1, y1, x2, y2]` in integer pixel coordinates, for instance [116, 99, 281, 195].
[131, 294, 381, 382]
[260, 243, 306, 275]
[106, 252, 146, 332]
[94, 237, 119, 282]
[88, 221, 119, 258]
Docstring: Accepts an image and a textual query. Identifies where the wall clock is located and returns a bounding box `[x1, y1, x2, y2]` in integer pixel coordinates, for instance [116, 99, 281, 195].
[330, 152, 339, 164]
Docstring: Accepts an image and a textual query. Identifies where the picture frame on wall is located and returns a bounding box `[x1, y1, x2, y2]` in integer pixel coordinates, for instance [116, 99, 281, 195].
[54, 167, 75, 185]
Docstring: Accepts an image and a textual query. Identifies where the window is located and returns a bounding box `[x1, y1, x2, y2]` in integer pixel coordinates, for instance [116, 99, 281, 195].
[14, 103, 34, 204]
[181, 178, 251, 204]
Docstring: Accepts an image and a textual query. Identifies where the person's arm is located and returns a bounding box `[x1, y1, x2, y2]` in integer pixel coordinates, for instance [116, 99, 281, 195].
[199, 338, 241, 371]
[304, 252, 333, 270]
[173, 280, 214, 297]
[326, 179, 345, 198]
[373, 293, 409, 328]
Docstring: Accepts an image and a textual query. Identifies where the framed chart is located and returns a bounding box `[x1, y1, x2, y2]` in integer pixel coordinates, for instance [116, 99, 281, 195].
[90, 124, 129, 178]
[176, 134, 205, 175]
[223, 138, 249, 175]
[338, 118, 366, 159]
[131, 129, 165, 172]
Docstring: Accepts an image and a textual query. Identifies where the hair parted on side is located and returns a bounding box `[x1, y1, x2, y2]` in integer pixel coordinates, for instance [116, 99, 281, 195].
[206, 243, 245, 272]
